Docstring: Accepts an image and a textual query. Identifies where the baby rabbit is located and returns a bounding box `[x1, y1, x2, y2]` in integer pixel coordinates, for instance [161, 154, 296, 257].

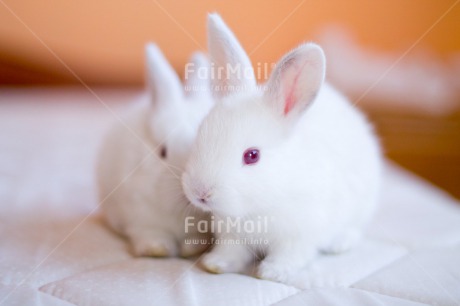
[182, 14, 382, 285]
[98, 43, 212, 257]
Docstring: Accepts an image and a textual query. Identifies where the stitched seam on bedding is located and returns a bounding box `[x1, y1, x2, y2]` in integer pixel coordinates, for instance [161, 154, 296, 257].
[38, 290, 79, 306]
[36, 258, 136, 293]
[351, 287, 443, 306]
[350, 249, 460, 306]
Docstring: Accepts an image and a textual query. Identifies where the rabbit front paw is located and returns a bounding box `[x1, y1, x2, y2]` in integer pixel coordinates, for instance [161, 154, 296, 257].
[201, 244, 254, 274]
[201, 252, 246, 273]
[319, 229, 361, 254]
[257, 260, 296, 284]
[130, 231, 178, 257]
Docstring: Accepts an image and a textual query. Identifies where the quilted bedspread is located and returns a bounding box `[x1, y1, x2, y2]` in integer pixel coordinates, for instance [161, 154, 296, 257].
[1, 88, 459, 306]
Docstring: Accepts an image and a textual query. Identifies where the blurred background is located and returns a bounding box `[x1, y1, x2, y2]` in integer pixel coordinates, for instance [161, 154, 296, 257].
[1, 0, 459, 197]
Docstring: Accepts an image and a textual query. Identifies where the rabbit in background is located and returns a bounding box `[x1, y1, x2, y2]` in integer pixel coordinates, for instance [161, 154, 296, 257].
[182, 14, 382, 287]
[98, 43, 213, 258]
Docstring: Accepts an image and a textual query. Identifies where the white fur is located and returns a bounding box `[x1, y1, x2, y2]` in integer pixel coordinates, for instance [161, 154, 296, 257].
[98, 43, 213, 257]
[182, 14, 382, 286]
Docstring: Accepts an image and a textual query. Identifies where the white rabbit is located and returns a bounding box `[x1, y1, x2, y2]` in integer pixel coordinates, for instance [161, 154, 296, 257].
[98, 43, 213, 257]
[181, 14, 382, 286]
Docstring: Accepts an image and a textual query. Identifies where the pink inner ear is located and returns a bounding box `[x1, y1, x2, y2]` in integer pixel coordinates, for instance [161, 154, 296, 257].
[283, 73, 300, 115]
[282, 61, 306, 116]
[283, 86, 296, 115]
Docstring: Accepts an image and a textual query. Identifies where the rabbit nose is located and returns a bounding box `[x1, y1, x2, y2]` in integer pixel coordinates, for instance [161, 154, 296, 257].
[197, 189, 212, 204]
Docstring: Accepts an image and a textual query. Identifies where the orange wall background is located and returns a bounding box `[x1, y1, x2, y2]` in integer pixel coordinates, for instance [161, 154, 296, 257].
[1, 0, 459, 85]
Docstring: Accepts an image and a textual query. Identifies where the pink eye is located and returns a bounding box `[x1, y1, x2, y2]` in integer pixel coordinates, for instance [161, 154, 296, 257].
[243, 148, 260, 165]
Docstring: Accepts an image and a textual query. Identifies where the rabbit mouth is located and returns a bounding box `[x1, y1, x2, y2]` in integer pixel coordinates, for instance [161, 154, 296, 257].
[188, 198, 213, 212]
[181, 173, 216, 211]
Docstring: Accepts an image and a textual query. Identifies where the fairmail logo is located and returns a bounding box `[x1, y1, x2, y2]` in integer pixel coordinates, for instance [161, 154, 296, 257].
[184, 62, 276, 94]
[185, 62, 275, 81]
[184, 215, 271, 234]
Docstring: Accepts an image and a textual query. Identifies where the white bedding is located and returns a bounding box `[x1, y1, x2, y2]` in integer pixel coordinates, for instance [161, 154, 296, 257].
[1, 88, 459, 306]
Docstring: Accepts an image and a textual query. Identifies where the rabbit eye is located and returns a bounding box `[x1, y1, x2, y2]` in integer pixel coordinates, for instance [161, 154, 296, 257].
[243, 148, 260, 165]
[160, 146, 167, 159]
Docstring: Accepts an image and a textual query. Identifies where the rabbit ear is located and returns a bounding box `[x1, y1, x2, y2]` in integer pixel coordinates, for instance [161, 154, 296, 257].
[145, 43, 183, 107]
[207, 13, 256, 99]
[184, 52, 211, 98]
[265, 43, 325, 122]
